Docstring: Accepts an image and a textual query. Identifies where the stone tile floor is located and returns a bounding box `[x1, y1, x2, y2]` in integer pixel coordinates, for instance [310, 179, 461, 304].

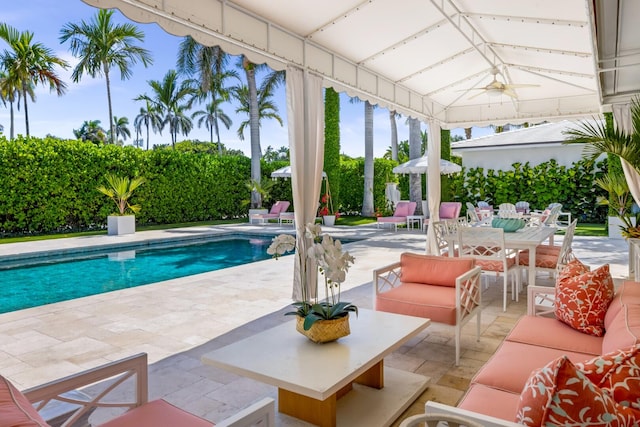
[0, 224, 630, 425]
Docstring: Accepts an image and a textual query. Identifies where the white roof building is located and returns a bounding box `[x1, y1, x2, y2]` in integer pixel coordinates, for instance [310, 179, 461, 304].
[451, 120, 602, 171]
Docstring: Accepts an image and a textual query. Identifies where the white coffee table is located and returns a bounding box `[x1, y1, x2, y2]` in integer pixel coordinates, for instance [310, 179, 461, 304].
[202, 309, 430, 427]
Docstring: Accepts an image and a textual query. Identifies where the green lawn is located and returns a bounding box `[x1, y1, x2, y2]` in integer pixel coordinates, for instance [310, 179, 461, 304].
[0, 217, 607, 245]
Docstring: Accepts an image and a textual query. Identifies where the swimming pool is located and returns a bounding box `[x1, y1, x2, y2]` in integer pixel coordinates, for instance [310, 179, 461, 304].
[0, 234, 280, 314]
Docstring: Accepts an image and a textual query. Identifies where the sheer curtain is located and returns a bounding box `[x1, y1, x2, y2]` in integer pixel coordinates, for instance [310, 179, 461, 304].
[425, 120, 442, 254]
[286, 66, 325, 300]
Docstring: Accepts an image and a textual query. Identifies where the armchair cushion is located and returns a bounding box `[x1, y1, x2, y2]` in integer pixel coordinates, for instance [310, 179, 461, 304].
[399, 253, 475, 287]
[554, 264, 614, 337]
[0, 375, 50, 427]
[515, 356, 639, 426]
[577, 345, 640, 411]
[375, 282, 458, 324]
[394, 203, 410, 217]
[97, 399, 213, 427]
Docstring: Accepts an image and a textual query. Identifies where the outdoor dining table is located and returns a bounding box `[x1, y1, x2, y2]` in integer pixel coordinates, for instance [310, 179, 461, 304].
[446, 225, 557, 288]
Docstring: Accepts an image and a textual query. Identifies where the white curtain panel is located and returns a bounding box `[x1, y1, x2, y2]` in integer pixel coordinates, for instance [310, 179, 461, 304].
[287, 66, 325, 300]
[425, 120, 442, 254]
[612, 103, 640, 206]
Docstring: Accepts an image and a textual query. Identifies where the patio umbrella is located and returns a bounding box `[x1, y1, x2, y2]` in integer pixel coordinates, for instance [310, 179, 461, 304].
[392, 155, 462, 176]
[271, 165, 327, 179]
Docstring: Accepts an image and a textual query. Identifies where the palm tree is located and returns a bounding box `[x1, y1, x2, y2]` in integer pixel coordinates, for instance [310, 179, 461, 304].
[177, 37, 238, 155]
[73, 120, 107, 144]
[136, 70, 195, 148]
[234, 85, 283, 139]
[0, 69, 22, 140]
[408, 117, 423, 215]
[133, 99, 162, 150]
[564, 99, 640, 170]
[192, 99, 232, 148]
[0, 23, 68, 137]
[112, 115, 131, 144]
[60, 9, 153, 144]
[236, 56, 285, 208]
[389, 110, 399, 161]
[362, 100, 375, 217]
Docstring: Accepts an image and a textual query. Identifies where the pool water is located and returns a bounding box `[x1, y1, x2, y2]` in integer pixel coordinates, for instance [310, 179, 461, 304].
[0, 235, 278, 314]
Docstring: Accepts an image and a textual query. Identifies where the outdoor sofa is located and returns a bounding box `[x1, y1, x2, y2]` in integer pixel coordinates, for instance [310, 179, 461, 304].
[1, 353, 275, 427]
[407, 260, 640, 426]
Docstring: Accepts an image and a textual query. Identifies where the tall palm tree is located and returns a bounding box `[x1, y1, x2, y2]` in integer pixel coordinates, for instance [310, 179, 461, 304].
[177, 37, 238, 155]
[133, 99, 161, 150]
[136, 70, 195, 147]
[234, 85, 283, 139]
[389, 110, 399, 161]
[0, 23, 68, 137]
[60, 9, 153, 144]
[0, 69, 22, 140]
[112, 115, 131, 143]
[236, 56, 285, 208]
[192, 99, 232, 148]
[362, 100, 375, 217]
[408, 117, 423, 215]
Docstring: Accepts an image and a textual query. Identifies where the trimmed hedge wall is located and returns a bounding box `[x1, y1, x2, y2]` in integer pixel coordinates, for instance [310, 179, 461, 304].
[0, 136, 609, 235]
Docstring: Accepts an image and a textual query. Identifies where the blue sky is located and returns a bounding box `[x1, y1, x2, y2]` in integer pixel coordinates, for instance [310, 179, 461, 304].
[1, 1, 490, 157]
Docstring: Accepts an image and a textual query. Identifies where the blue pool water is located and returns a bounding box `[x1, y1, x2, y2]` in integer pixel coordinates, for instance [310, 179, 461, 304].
[0, 234, 278, 314]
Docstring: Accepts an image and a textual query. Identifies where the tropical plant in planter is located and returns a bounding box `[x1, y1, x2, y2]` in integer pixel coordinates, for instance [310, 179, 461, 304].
[267, 224, 357, 341]
[97, 174, 146, 235]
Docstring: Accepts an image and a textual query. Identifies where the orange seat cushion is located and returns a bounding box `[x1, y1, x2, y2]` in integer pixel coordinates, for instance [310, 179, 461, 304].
[96, 399, 213, 427]
[375, 282, 457, 324]
[517, 251, 558, 268]
[457, 384, 520, 422]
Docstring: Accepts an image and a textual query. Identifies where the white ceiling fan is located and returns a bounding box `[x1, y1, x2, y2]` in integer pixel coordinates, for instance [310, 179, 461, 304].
[467, 67, 539, 100]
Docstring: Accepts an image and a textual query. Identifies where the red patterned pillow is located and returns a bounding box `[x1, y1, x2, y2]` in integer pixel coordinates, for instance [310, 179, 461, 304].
[577, 345, 640, 411]
[557, 257, 590, 284]
[555, 264, 614, 337]
[516, 356, 640, 426]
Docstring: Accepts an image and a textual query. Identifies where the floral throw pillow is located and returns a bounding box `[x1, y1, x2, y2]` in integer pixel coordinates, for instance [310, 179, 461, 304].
[557, 257, 590, 284]
[577, 345, 640, 411]
[516, 356, 640, 426]
[554, 264, 614, 337]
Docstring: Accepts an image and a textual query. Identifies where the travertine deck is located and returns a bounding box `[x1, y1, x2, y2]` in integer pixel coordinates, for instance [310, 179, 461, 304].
[0, 224, 630, 425]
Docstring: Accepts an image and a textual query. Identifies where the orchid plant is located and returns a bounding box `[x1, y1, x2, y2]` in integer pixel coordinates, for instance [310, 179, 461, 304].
[267, 223, 357, 330]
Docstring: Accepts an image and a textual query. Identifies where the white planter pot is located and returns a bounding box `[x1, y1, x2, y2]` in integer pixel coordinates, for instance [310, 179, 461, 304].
[323, 215, 336, 226]
[107, 215, 136, 236]
[608, 216, 635, 239]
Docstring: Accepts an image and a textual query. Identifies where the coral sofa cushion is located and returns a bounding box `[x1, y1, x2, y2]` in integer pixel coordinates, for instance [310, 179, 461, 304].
[603, 281, 640, 354]
[399, 253, 475, 287]
[97, 399, 213, 427]
[515, 356, 640, 426]
[471, 341, 594, 394]
[505, 315, 602, 355]
[0, 376, 51, 427]
[577, 345, 640, 411]
[457, 383, 521, 421]
[554, 264, 614, 337]
[375, 282, 458, 324]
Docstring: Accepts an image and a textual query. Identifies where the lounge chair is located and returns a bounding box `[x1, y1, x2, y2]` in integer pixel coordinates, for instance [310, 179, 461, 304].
[376, 201, 417, 231]
[4, 353, 274, 427]
[423, 202, 462, 231]
[250, 201, 290, 224]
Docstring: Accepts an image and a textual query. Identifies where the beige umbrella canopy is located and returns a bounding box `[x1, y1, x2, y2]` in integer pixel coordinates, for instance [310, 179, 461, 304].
[392, 155, 462, 176]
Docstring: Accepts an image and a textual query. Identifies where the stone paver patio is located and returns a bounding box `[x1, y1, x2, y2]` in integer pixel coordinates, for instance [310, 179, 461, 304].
[0, 224, 630, 425]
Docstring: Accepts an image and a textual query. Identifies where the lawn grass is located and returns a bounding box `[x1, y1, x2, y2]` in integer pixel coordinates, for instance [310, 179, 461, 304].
[0, 217, 607, 244]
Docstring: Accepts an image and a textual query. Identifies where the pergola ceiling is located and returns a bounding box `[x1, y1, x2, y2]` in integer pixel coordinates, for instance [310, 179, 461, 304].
[81, 0, 639, 128]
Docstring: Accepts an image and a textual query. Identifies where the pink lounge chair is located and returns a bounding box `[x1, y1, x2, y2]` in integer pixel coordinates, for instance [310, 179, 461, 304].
[376, 201, 417, 231]
[423, 202, 462, 231]
[251, 201, 290, 224]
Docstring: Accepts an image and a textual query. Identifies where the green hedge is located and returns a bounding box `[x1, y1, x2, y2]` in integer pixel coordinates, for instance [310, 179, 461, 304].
[0, 136, 610, 235]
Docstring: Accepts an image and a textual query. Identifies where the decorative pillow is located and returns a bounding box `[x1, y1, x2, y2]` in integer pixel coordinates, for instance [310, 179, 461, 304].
[554, 264, 614, 337]
[577, 345, 640, 411]
[0, 375, 51, 427]
[394, 203, 409, 217]
[515, 356, 640, 426]
[557, 257, 590, 284]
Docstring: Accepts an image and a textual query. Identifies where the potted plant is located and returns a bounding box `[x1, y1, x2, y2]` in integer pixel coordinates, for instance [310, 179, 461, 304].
[97, 173, 146, 236]
[267, 223, 357, 343]
[594, 171, 640, 239]
[244, 178, 275, 221]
